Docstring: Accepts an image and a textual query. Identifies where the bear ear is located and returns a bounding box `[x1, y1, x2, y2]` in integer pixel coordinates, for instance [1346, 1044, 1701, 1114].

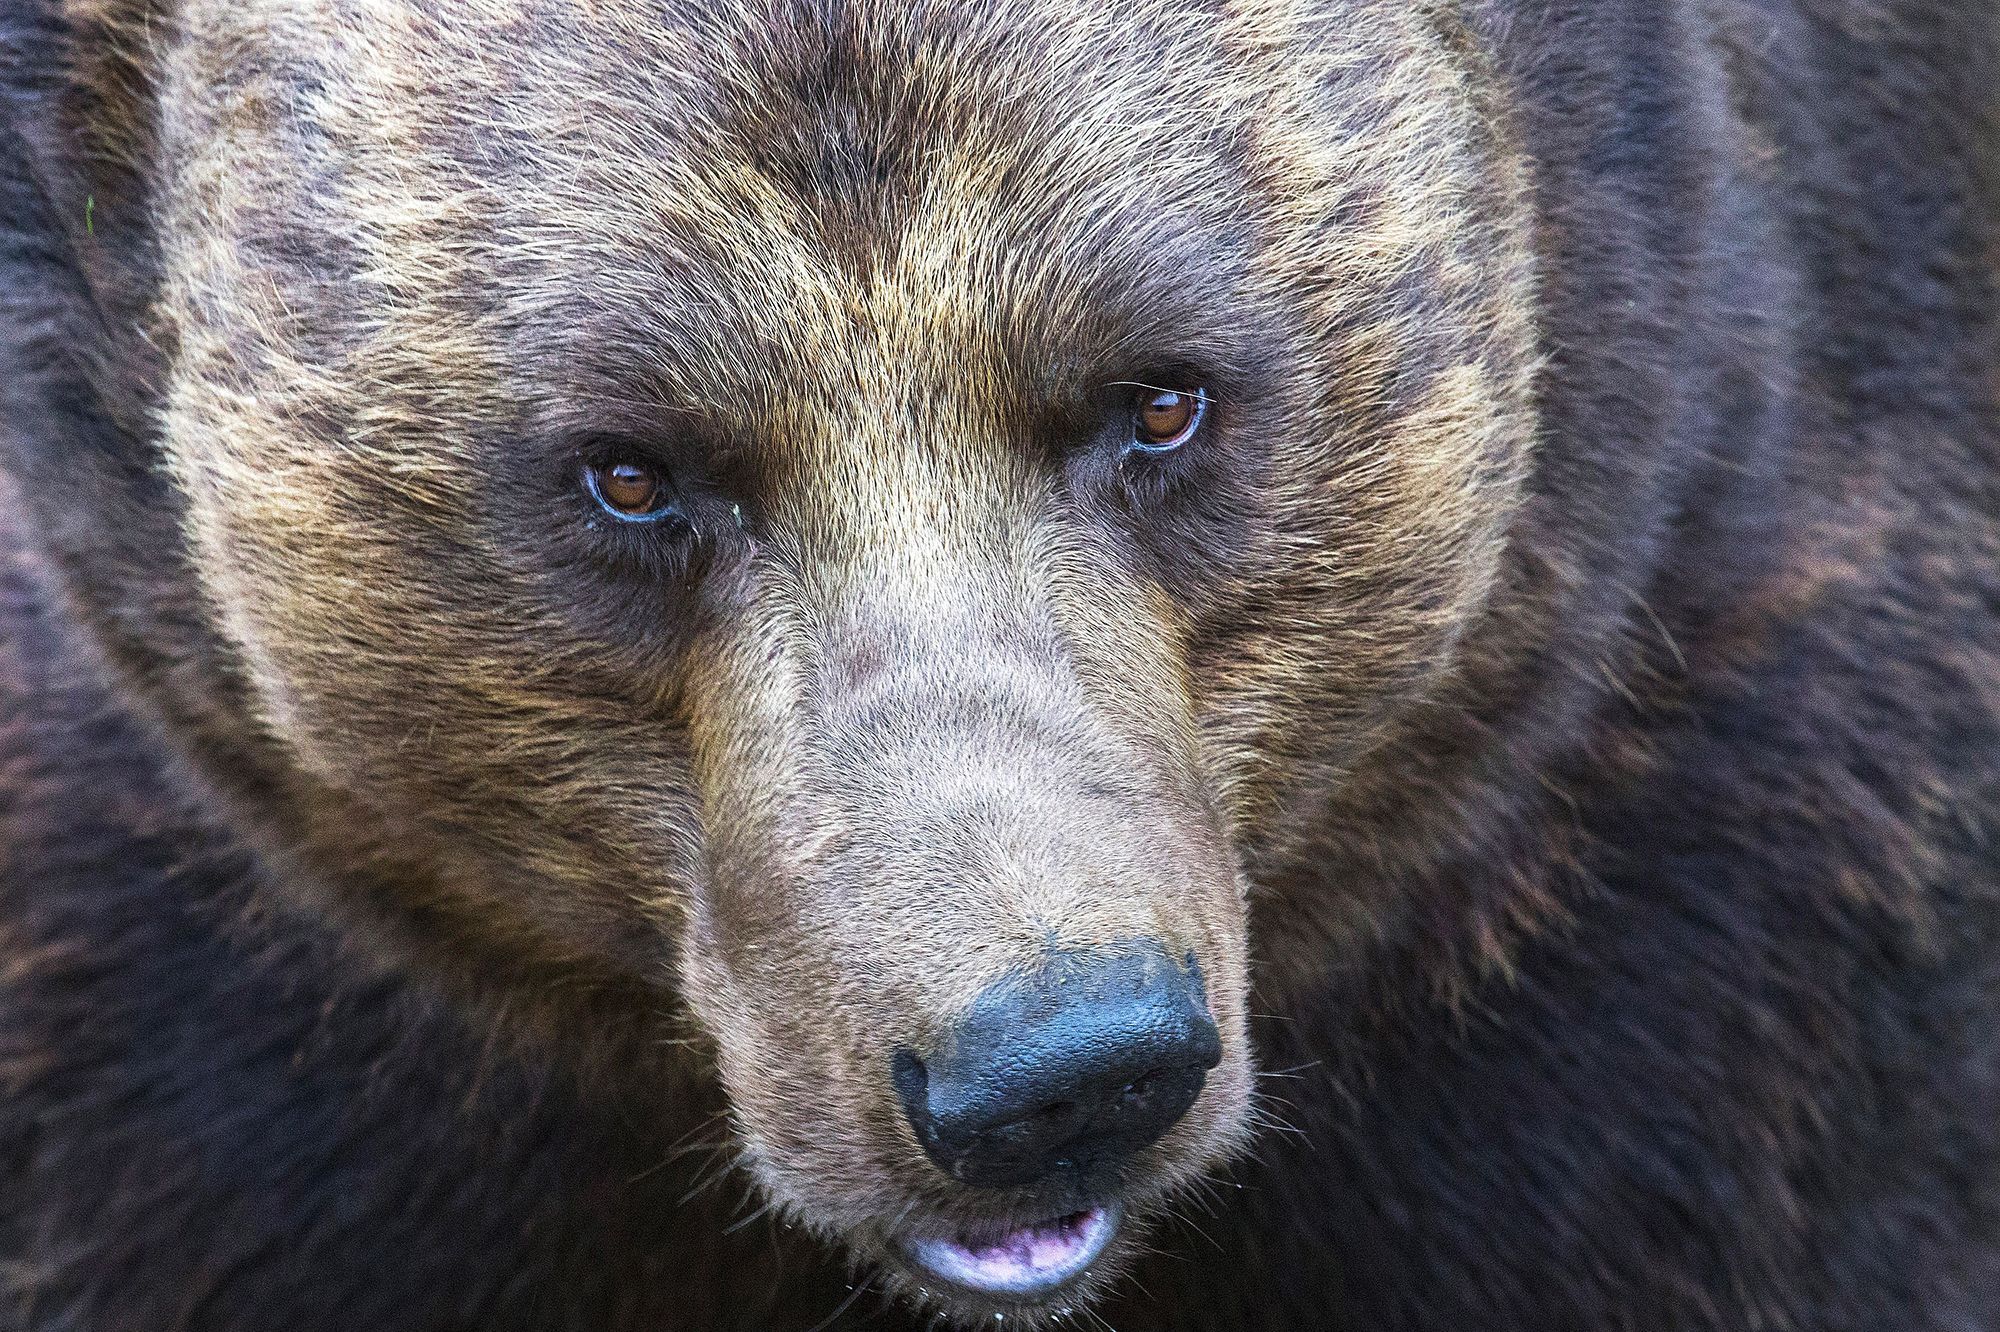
[1, 0, 171, 458]
[1, 3, 223, 708]
[2, 2, 182, 571]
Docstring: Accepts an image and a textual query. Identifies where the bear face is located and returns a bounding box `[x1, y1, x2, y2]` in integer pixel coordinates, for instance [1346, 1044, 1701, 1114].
[31, 0, 1534, 1321]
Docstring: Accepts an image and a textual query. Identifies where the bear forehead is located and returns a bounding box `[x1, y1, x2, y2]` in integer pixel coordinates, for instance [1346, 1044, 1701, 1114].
[156, 0, 1279, 436]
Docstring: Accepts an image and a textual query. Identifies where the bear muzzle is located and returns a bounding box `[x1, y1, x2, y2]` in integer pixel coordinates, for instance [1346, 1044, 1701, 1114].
[885, 942, 1222, 1296]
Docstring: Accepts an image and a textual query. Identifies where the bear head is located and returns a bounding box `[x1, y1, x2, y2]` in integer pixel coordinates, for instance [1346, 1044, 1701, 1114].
[2, 0, 1545, 1322]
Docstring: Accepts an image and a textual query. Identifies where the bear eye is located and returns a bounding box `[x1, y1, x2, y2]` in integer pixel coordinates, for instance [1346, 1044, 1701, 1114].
[583, 459, 674, 522]
[1130, 387, 1209, 453]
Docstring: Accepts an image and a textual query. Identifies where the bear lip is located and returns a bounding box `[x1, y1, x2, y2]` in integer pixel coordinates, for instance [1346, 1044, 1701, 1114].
[902, 1203, 1122, 1297]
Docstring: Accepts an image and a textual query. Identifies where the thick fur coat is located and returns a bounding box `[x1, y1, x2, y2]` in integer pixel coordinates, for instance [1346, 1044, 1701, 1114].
[2, 1, 1998, 1328]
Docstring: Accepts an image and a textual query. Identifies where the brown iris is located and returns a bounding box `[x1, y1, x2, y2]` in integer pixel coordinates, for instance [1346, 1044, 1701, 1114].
[1134, 388, 1206, 450]
[585, 459, 671, 520]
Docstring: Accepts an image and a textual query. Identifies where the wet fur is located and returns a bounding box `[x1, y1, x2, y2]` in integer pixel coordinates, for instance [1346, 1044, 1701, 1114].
[3, 0, 1999, 1328]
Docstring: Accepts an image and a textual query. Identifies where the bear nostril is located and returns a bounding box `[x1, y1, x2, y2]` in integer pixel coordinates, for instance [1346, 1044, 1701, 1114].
[892, 941, 1222, 1190]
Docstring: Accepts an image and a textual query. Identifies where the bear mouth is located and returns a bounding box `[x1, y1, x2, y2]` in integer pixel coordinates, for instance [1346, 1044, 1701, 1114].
[900, 1203, 1122, 1298]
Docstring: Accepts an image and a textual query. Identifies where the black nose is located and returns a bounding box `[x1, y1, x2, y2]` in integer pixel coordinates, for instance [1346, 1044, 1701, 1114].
[891, 941, 1223, 1189]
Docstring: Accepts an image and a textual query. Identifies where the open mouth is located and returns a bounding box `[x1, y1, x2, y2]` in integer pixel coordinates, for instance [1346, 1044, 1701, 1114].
[902, 1203, 1122, 1298]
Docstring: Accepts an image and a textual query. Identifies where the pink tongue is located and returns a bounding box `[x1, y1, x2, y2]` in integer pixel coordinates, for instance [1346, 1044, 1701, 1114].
[927, 1208, 1107, 1292]
[959, 1214, 1088, 1273]
[908, 1204, 1119, 1294]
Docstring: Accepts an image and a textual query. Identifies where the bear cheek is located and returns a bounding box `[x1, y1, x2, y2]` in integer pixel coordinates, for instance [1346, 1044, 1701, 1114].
[673, 912, 913, 1224]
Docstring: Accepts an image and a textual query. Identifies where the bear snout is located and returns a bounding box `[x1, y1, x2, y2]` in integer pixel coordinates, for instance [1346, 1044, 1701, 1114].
[889, 941, 1223, 1191]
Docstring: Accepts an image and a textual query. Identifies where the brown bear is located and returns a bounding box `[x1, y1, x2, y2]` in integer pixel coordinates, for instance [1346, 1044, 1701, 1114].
[2, 0, 1997, 1328]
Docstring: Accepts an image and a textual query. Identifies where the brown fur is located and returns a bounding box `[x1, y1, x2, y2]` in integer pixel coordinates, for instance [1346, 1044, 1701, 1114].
[5, 0, 1997, 1327]
[51, 1, 1539, 1301]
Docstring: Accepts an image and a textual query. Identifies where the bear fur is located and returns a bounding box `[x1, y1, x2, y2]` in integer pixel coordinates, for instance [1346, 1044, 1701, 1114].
[3, 0, 1999, 1329]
